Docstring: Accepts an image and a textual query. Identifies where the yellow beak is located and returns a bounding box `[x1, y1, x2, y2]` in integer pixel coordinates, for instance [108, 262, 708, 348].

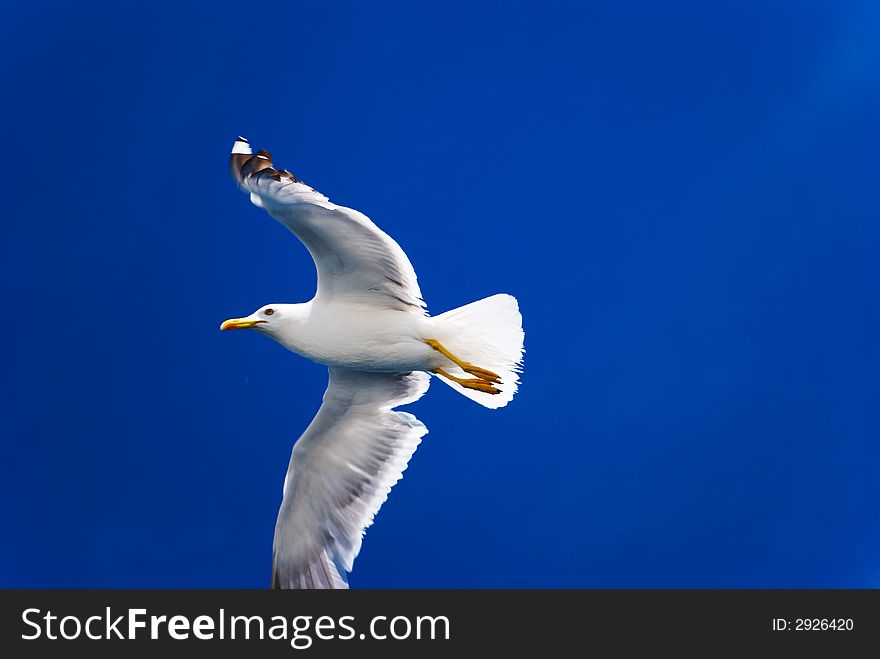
[220, 317, 266, 331]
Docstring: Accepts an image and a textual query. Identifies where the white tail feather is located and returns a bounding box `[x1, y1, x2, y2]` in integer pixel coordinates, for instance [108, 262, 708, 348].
[430, 294, 524, 409]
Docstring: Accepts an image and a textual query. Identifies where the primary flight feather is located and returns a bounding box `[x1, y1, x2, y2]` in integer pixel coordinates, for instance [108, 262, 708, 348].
[222, 137, 525, 588]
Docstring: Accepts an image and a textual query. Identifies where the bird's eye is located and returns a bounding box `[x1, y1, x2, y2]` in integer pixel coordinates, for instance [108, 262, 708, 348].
[264, 308, 275, 316]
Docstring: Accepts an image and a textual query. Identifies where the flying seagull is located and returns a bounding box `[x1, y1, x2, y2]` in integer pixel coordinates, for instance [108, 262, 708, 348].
[222, 137, 525, 588]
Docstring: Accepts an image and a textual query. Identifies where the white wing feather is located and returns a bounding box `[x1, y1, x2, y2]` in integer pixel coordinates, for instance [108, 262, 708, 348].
[230, 138, 425, 313]
[271, 369, 430, 589]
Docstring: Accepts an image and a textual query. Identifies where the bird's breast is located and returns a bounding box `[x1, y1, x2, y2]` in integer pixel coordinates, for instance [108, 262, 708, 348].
[279, 304, 434, 372]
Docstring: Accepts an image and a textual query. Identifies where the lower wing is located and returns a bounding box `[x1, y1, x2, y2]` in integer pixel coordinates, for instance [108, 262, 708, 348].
[272, 369, 430, 589]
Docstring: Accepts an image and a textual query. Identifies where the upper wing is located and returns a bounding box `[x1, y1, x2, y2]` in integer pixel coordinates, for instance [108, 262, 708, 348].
[230, 137, 425, 313]
[271, 369, 430, 589]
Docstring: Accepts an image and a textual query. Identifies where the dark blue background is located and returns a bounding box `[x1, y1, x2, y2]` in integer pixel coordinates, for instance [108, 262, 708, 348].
[2, 1, 878, 587]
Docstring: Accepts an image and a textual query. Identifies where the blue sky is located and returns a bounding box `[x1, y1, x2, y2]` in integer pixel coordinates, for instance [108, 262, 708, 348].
[1, 1, 879, 587]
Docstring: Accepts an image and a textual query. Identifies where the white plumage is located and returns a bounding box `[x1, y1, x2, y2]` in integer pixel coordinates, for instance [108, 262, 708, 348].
[222, 137, 524, 588]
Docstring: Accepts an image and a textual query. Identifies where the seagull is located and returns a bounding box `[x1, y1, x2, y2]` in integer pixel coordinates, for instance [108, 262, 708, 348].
[222, 137, 525, 588]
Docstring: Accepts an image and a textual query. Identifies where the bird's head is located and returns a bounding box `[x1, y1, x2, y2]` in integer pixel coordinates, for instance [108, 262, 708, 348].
[220, 304, 289, 336]
[220, 303, 311, 353]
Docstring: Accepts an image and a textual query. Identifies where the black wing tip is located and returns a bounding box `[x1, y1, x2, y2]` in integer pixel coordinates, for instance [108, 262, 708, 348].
[230, 137, 300, 185]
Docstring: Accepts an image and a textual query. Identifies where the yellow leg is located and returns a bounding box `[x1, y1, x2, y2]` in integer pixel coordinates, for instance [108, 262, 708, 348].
[432, 368, 500, 395]
[424, 339, 501, 383]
